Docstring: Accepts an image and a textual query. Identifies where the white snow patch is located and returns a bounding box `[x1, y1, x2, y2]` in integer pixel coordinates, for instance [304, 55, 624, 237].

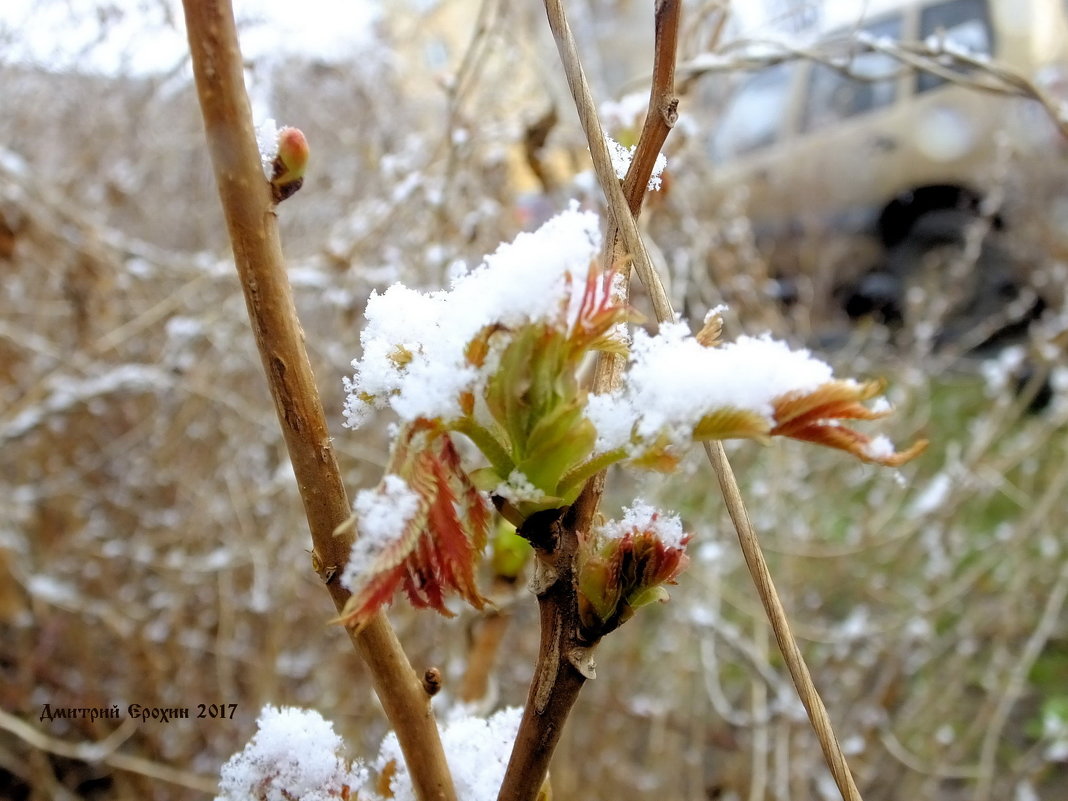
[343, 204, 603, 428]
[605, 136, 668, 191]
[340, 475, 421, 593]
[619, 324, 834, 446]
[216, 705, 365, 801]
[599, 499, 687, 549]
[863, 435, 895, 461]
[255, 118, 280, 179]
[374, 706, 523, 801]
[493, 470, 547, 505]
[584, 390, 638, 454]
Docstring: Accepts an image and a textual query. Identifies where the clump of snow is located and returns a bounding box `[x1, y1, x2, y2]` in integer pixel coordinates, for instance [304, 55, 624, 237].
[584, 391, 638, 454]
[216, 705, 365, 801]
[341, 475, 421, 592]
[863, 435, 895, 461]
[592, 324, 834, 449]
[703, 304, 728, 325]
[255, 118, 280, 179]
[599, 499, 686, 549]
[605, 136, 667, 191]
[870, 396, 892, 414]
[493, 470, 547, 505]
[374, 706, 523, 801]
[343, 204, 602, 428]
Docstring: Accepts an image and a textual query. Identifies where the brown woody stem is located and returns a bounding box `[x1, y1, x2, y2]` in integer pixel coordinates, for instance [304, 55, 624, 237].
[180, 3, 456, 800]
[497, 508, 593, 801]
[497, 4, 681, 801]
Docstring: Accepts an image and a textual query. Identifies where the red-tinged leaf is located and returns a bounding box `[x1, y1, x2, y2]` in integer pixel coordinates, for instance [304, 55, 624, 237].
[336, 422, 489, 630]
[772, 379, 886, 434]
[770, 380, 928, 467]
[566, 261, 631, 353]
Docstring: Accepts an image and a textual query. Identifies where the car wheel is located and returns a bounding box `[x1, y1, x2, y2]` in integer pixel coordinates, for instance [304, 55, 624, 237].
[883, 208, 1023, 349]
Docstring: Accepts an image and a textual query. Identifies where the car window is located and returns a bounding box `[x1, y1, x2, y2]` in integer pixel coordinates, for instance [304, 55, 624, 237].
[801, 16, 903, 133]
[917, 0, 993, 93]
[711, 62, 797, 161]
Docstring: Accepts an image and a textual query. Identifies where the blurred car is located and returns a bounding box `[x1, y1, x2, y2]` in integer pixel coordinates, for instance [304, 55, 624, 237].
[707, 0, 1068, 346]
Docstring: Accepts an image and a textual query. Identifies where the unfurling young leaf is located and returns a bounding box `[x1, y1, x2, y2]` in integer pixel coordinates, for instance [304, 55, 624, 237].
[336, 421, 489, 630]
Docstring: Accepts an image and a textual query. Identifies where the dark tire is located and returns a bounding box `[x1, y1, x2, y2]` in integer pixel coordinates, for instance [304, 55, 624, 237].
[882, 208, 1026, 348]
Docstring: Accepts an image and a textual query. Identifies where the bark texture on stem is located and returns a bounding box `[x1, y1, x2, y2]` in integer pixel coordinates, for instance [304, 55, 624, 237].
[180, 4, 456, 800]
[498, 509, 592, 801]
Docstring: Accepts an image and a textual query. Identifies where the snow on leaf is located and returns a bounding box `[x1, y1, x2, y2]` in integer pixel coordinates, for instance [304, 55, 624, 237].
[336, 421, 489, 630]
[596, 321, 925, 469]
[342, 204, 607, 429]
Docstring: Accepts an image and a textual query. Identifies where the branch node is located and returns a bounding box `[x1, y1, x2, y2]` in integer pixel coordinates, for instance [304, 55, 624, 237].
[566, 646, 597, 679]
[528, 557, 559, 596]
[422, 667, 444, 697]
[661, 97, 679, 127]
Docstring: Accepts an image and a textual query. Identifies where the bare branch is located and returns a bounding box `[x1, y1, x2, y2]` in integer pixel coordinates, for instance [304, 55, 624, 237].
[179, 3, 456, 800]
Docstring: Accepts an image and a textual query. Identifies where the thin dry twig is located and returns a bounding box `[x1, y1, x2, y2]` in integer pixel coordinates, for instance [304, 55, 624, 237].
[179, 3, 456, 800]
[704, 442, 863, 801]
[534, 2, 866, 800]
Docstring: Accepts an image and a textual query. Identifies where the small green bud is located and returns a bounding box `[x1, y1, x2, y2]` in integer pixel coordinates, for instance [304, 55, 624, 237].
[490, 519, 531, 580]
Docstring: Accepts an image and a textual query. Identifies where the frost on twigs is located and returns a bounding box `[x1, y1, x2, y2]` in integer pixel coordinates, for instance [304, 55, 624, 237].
[255, 118, 309, 203]
[336, 421, 489, 631]
[576, 500, 691, 640]
[216, 705, 365, 801]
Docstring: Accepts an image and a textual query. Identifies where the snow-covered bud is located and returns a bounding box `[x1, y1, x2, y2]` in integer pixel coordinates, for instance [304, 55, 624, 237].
[576, 501, 690, 641]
